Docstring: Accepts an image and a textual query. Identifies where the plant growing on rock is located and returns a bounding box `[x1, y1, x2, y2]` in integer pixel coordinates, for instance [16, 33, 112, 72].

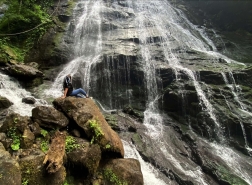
[39, 129, 49, 152]
[22, 178, 29, 185]
[7, 127, 20, 151]
[40, 140, 49, 153]
[103, 168, 128, 185]
[88, 119, 104, 144]
[65, 136, 80, 153]
[40, 129, 48, 137]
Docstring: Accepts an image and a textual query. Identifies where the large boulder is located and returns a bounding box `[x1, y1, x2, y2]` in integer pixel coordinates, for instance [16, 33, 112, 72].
[102, 158, 143, 185]
[4, 64, 43, 78]
[0, 142, 22, 185]
[19, 149, 66, 185]
[3, 64, 43, 87]
[32, 106, 69, 129]
[0, 113, 31, 133]
[53, 97, 124, 157]
[0, 113, 33, 151]
[66, 137, 101, 175]
[0, 96, 13, 110]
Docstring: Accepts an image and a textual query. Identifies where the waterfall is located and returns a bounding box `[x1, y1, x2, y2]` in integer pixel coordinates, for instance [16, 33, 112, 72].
[41, 0, 252, 184]
[45, 0, 103, 98]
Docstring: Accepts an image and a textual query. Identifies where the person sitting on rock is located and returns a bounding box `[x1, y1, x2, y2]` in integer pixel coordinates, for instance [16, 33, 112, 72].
[61, 74, 88, 98]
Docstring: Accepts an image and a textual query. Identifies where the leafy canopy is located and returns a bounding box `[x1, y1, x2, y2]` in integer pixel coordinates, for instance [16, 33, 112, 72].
[0, 0, 53, 62]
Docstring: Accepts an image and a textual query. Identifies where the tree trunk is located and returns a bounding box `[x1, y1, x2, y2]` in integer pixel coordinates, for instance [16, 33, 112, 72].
[43, 131, 66, 173]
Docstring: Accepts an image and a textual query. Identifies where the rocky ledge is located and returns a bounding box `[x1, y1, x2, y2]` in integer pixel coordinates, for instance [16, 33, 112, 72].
[0, 97, 143, 185]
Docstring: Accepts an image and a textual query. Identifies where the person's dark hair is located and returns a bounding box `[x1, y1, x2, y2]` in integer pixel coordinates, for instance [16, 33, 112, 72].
[67, 74, 71, 80]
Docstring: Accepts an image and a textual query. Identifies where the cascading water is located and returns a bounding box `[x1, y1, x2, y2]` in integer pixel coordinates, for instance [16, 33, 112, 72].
[45, 0, 103, 98]
[41, 0, 252, 184]
[0, 72, 47, 116]
[221, 71, 252, 153]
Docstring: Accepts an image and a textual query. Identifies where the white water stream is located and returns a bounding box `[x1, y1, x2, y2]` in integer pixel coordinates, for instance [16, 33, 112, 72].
[0, 72, 47, 116]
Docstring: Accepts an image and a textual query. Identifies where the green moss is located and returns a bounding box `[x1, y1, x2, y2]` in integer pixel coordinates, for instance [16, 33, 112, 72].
[103, 168, 128, 185]
[65, 136, 80, 153]
[40, 129, 48, 137]
[40, 139, 49, 153]
[180, 124, 190, 133]
[105, 144, 111, 149]
[22, 178, 29, 185]
[52, 30, 64, 48]
[216, 165, 248, 185]
[88, 119, 104, 144]
[132, 133, 142, 145]
[105, 114, 118, 127]
[7, 127, 20, 151]
[66, 0, 77, 15]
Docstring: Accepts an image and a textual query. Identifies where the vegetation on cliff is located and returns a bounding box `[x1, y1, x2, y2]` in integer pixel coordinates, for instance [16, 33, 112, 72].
[0, 0, 53, 62]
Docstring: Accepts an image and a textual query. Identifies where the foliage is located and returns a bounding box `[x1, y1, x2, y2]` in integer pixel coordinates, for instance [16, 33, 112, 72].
[40, 129, 48, 137]
[13, 117, 19, 124]
[65, 136, 80, 153]
[40, 140, 49, 152]
[103, 168, 128, 185]
[88, 119, 104, 144]
[22, 178, 29, 185]
[0, 0, 53, 62]
[39, 129, 49, 152]
[7, 127, 20, 151]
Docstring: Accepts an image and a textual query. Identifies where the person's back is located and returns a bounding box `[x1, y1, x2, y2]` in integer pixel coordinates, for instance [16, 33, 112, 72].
[61, 74, 88, 98]
[63, 75, 73, 96]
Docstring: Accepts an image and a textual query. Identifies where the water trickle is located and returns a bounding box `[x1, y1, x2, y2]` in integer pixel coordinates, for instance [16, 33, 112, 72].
[123, 140, 168, 185]
[210, 142, 252, 184]
[221, 71, 252, 152]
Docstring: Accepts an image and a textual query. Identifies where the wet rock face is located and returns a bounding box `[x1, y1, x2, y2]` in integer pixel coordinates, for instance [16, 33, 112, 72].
[175, 0, 252, 64]
[49, 0, 252, 155]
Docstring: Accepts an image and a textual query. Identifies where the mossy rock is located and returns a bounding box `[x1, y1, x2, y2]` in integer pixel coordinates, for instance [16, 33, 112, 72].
[215, 165, 249, 185]
[19, 149, 66, 185]
[204, 161, 249, 185]
[0, 50, 9, 65]
[122, 105, 144, 122]
[0, 143, 22, 185]
[104, 114, 119, 130]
